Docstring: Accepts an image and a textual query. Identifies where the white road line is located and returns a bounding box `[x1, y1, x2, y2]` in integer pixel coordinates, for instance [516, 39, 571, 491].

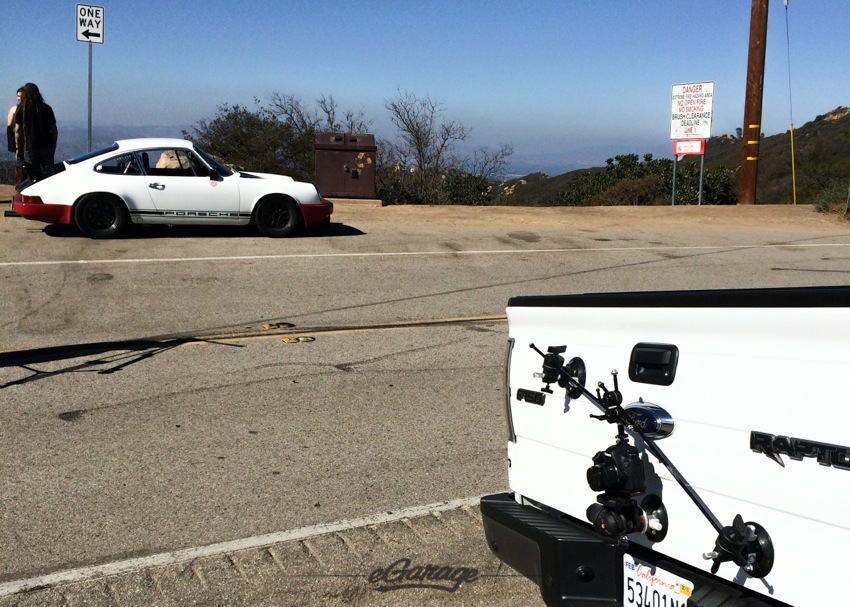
[0, 495, 486, 596]
[1, 242, 848, 268]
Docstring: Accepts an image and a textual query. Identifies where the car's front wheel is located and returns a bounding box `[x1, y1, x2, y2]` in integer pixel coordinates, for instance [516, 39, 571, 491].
[74, 194, 129, 238]
[254, 196, 301, 237]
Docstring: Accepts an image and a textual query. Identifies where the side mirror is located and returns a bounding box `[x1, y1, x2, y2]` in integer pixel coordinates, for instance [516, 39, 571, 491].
[209, 169, 220, 181]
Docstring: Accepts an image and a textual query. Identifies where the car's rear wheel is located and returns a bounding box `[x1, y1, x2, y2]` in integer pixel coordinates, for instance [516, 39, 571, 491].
[254, 196, 301, 237]
[74, 194, 129, 239]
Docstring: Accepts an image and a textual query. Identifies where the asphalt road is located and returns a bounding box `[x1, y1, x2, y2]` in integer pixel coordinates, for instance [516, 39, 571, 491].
[1, 200, 849, 605]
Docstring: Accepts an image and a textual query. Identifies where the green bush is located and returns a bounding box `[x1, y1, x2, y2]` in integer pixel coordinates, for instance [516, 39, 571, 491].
[812, 180, 850, 214]
[587, 175, 665, 206]
[442, 171, 491, 205]
[553, 154, 736, 206]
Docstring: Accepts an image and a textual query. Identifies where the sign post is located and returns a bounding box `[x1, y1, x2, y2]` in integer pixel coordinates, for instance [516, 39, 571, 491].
[670, 82, 714, 205]
[671, 140, 706, 206]
[76, 4, 105, 151]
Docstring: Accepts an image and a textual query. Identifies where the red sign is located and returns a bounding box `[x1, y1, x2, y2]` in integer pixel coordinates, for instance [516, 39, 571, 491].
[673, 139, 705, 157]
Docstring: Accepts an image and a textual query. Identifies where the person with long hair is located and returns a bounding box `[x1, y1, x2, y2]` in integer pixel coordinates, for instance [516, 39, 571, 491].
[6, 86, 23, 187]
[13, 83, 57, 181]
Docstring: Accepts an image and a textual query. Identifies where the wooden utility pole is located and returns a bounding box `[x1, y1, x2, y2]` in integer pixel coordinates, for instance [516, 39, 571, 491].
[738, 0, 770, 205]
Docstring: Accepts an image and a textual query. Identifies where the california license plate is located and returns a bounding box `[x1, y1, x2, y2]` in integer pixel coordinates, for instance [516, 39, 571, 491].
[623, 554, 693, 607]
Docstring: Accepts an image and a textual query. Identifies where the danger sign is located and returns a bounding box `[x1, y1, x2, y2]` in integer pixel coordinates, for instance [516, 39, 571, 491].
[670, 82, 713, 140]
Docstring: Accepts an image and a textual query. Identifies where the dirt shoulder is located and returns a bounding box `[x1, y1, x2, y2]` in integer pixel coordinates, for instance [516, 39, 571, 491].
[332, 201, 849, 233]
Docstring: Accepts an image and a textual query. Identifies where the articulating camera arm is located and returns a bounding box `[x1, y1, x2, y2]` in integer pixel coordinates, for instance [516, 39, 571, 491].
[528, 343, 774, 578]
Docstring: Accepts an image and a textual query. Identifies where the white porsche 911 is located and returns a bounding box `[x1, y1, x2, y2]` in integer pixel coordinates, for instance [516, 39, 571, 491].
[12, 138, 333, 238]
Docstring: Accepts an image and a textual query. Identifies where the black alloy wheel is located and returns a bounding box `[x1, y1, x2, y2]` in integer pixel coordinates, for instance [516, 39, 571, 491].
[254, 196, 300, 237]
[74, 194, 129, 238]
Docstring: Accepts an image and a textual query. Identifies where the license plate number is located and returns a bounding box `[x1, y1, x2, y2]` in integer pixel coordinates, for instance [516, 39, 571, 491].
[623, 554, 693, 607]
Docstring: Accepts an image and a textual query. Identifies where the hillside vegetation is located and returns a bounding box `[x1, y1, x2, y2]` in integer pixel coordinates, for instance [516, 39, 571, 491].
[497, 106, 850, 211]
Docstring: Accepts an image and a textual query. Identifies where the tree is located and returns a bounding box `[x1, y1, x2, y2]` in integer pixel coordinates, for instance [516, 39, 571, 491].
[440, 145, 515, 206]
[186, 103, 311, 179]
[188, 94, 373, 182]
[266, 92, 373, 179]
[379, 90, 512, 204]
[381, 90, 468, 204]
[189, 91, 513, 204]
[465, 144, 514, 182]
[267, 92, 372, 138]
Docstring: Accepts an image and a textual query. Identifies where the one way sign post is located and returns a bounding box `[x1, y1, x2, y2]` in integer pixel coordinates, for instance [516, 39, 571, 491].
[76, 4, 105, 151]
[76, 4, 104, 44]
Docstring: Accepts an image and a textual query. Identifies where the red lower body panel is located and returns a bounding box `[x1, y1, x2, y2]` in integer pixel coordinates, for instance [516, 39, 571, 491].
[13, 194, 73, 225]
[299, 199, 333, 229]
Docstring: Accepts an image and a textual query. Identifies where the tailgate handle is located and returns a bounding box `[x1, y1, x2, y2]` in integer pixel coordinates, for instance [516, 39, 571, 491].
[629, 343, 679, 386]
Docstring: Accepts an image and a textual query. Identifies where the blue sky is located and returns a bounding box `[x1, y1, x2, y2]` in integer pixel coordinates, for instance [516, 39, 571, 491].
[6, 1, 850, 173]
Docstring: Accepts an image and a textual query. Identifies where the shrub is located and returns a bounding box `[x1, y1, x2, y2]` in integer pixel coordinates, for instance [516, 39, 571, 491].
[587, 175, 664, 206]
[552, 154, 736, 206]
[442, 171, 491, 205]
[812, 180, 850, 214]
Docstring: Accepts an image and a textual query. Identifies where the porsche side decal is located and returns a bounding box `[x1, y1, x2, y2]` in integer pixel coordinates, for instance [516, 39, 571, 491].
[130, 210, 250, 218]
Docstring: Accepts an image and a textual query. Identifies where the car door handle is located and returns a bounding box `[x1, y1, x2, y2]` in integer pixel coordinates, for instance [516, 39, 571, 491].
[148, 183, 165, 190]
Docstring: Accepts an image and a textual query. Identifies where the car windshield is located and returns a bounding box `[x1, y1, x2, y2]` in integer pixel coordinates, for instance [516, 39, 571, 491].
[193, 145, 234, 177]
[67, 143, 120, 164]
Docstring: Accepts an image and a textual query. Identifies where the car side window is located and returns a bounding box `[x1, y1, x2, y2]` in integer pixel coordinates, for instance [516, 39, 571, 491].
[144, 149, 203, 177]
[94, 152, 141, 175]
[186, 151, 211, 177]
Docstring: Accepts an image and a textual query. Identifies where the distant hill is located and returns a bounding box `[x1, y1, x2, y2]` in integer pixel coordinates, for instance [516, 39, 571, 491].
[499, 106, 850, 206]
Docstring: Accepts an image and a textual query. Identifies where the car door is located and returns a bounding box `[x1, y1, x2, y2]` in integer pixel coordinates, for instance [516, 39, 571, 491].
[141, 147, 242, 223]
[90, 151, 151, 212]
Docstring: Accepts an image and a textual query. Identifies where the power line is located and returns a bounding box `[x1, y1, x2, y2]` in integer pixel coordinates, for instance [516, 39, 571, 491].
[784, 0, 798, 205]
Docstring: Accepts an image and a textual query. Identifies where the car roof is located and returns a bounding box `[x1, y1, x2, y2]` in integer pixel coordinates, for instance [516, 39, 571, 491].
[113, 138, 196, 151]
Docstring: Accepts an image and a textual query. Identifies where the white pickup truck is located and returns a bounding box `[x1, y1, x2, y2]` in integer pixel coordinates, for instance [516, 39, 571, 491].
[481, 287, 849, 607]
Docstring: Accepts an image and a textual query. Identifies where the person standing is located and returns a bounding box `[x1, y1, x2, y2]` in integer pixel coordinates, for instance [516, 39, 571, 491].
[6, 86, 23, 187]
[14, 83, 57, 181]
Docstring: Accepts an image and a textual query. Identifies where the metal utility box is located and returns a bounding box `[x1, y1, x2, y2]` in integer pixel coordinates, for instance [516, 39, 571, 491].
[314, 133, 377, 198]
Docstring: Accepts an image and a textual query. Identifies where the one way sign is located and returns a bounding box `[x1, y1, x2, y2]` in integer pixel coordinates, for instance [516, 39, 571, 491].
[76, 4, 105, 44]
